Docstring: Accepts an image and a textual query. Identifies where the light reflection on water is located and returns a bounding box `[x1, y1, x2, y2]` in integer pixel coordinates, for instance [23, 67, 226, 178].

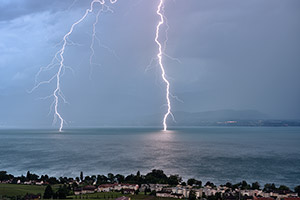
[0, 127, 299, 188]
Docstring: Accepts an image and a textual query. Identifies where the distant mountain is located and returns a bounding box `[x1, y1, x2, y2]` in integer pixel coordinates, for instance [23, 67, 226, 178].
[139, 109, 270, 126]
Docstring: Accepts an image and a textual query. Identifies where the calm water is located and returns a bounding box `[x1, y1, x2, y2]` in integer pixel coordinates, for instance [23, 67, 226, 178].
[0, 127, 299, 188]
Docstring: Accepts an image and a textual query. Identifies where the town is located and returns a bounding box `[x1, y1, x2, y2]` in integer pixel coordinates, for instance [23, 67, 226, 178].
[0, 170, 299, 200]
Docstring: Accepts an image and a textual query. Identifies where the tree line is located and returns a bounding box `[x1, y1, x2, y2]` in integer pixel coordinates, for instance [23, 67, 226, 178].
[1, 170, 299, 199]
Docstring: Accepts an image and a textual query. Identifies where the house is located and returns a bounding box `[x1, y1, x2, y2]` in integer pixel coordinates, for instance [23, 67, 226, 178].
[98, 184, 117, 192]
[114, 184, 139, 191]
[35, 181, 44, 185]
[74, 185, 96, 195]
[282, 198, 300, 200]
[172, 193, 184, 199]
[74, 188, 83, 195]
[98, 184, 139, 192]
[202, 186, 218, 196]
[156, 191, 183, 199]
[156, 191, 173, 198]
[82, 185, 96, 194]
[123, 189, 135, 195]
[253, 197, 275, 200]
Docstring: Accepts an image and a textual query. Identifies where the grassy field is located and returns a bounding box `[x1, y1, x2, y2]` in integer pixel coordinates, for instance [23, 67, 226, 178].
[0, 183, 45, 197]
[0, 184, 62, 197]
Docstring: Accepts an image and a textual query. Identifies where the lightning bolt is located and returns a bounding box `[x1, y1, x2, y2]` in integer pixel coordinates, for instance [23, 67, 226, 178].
[89, 4, 118, 80]
[155, 0, 172, 131]
[30, 0, 118, 132]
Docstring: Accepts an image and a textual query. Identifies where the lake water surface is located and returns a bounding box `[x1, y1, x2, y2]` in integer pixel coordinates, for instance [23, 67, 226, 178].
[0, 127, 299, 188]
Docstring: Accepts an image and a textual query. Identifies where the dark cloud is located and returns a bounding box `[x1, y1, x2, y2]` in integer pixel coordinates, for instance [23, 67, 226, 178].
[0, 0, 299, 128]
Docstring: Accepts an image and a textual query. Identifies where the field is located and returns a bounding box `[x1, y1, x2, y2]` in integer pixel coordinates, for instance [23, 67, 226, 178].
[0, 183, 45, 197]
[0, 184, 61, 197]
[0, 184, 176, 200]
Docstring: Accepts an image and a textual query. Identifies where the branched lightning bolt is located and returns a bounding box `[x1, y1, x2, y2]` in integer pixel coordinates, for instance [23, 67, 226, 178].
[155, 0, 172, 131]
[89, 4, 118, 79]
[30, 0, 118, 132]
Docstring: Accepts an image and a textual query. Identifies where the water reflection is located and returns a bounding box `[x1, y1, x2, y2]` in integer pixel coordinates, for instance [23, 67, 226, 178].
[0, 127, 299, 187]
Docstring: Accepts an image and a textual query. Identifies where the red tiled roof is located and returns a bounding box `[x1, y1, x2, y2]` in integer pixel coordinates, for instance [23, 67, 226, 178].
[120, 184, 136, 186]
[99, 184, 117, 188]
[282, 198, 300, 200]
[83, 185, 96, 190]
[254, 197, 275, 200]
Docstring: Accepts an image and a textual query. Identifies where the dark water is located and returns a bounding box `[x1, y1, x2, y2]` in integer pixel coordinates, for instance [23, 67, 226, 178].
[0, 127, 299, 188]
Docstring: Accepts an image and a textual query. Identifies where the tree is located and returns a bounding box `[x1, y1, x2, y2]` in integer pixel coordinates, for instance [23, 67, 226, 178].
[108, 173, 115, 183]
[125, 174, 136, 183]
[189, 190, 196, 200]
[59, 177, 67, 184]
[225, 182, 233, 188]
[48, 177, 58, 184]
[145, 187, 151, 195]
[251, 182, 260, 190]
[215, 192, 222, 200]
[278, 185, 290, 192]
[195, 180, 202, 187]
[188, 178, 202, 187]
[85, 176, 93, 184]
[41, 175, 49, 182]
[56, 185, 70, 199]
[44, 185, 54, 199]
[145, 169, 168, 184]
[0, 171, 13, 181]
[26, 171, 31, 180]
[115, 174, 125, 183]
[264, 183, 276, 192]
[91, 175, 97, 183]
[168, 175, 181, 186]
[150, 190, 156, 196]
[205, 181, 216, 188]
[241, 181, 250, 190]
[294, 185, 300, 196]
[80, 172, 83, 182]
[97, 175, 108, 185]
[188, 178, 196, 186]
[72, 182, 78, 190]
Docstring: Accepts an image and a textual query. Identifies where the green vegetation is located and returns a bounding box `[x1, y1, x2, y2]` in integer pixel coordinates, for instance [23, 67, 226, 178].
[188, 190, 196, 200]
[0, 184, 177, 200]
[43, 185, 54, 199]
[0, 183, 45, 196]
[0, 183, 62, 198]
[295, 185, 300, 196]
[0, 170, 299, 200]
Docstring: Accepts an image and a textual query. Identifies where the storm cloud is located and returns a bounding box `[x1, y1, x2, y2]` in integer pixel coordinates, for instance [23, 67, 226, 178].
[0, 0, 299, 128]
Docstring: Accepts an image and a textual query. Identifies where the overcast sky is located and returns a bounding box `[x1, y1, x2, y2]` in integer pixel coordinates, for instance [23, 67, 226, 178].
[0, 0, 299, 128]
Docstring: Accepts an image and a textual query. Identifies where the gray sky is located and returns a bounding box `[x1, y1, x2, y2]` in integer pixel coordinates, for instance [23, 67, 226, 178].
[0, 0, 300, 128]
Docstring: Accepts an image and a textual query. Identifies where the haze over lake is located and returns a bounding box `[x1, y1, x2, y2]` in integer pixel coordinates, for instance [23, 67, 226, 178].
[0, 127, 299, 188]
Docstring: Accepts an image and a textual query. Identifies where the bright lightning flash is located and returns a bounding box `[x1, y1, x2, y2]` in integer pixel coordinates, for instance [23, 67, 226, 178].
[155, 0, 172, 131]
[30, 0, 118, 132]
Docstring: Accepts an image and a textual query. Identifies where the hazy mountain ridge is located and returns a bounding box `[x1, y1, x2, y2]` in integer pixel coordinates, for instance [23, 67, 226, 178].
[137, 109, 300, 126]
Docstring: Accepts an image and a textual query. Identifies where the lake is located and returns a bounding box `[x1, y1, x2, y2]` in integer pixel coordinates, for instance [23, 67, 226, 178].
[0, 127, 299, 188]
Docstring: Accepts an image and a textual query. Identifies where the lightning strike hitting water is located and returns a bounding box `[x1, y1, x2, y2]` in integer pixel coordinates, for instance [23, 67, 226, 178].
[155, 0, 172, 131]
[31, 0, 118, 132]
